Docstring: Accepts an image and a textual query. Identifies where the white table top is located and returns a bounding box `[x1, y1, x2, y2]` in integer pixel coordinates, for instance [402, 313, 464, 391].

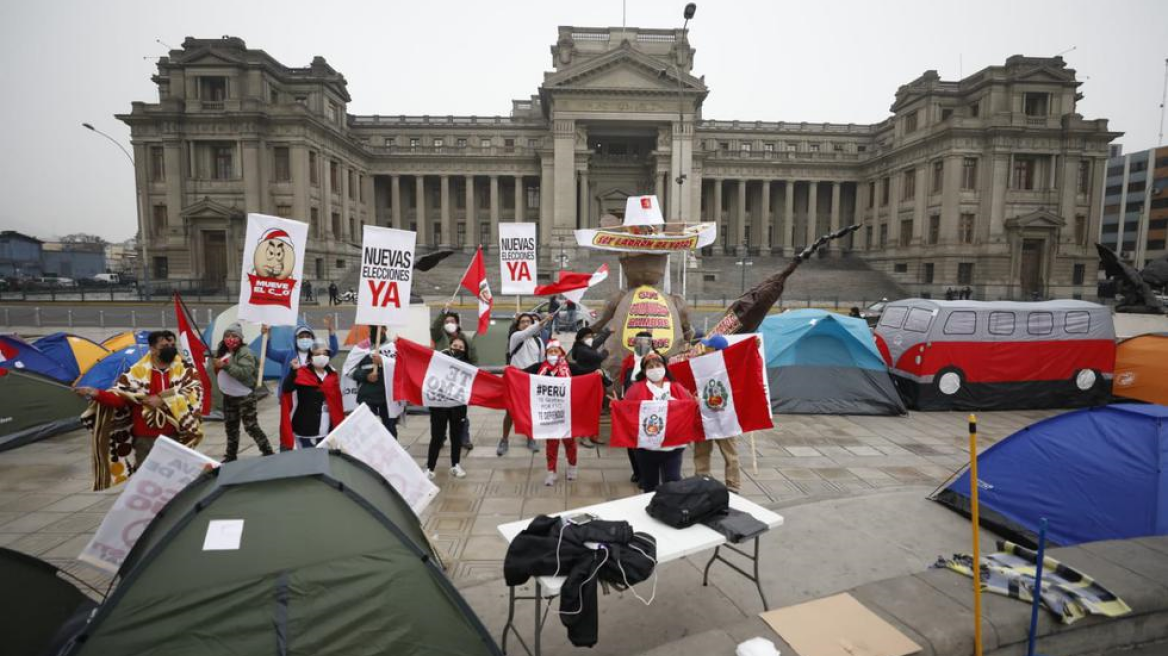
[497, 492, 784, 595]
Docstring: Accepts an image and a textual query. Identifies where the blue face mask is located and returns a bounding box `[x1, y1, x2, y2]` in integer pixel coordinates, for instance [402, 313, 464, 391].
[296, 337, 314, 352]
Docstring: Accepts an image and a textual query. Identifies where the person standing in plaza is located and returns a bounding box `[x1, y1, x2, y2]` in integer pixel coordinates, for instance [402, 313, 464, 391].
[616, 330, 657, 484]
[432, 306, 478, 449]
[426, 335, 470, 479]
[303, 280, 314, 303]
[349, 326, 398, 438]
[279, 340, 344, 450]
[264, 316, 338, 381]
[212, 322, 274, 461]
[497, 311, 553, 455]
[328, 281, 339, 306]
[538, 340, 578, 486]
[569, 325, 612, 448]
[622, 351, 692, 492]
[688, 335, 741, 493]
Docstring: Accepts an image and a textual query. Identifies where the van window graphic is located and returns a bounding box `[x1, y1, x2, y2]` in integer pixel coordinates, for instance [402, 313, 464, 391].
[943, 311, 977, 335]
[1065, 311, 1091, 334]
[1027, 312, 1054, 336]
[904, 308, 934, 333]
[880, 306, 908, 329]
[989, 312, 1015, 336]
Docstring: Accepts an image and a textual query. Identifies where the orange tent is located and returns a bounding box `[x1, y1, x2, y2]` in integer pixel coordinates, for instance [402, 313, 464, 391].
[1113, 333, 1168, 405]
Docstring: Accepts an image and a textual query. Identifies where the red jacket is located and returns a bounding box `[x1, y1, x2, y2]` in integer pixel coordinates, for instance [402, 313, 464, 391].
[94, 367, 178, 439]
[280, 366, 345, 450]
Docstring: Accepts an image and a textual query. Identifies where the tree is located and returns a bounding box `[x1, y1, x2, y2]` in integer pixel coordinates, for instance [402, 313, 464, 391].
[59, 233, 108, 245]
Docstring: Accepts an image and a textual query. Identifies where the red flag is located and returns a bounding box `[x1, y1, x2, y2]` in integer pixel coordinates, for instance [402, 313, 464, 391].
[533, 264, 609, 304]
[173, 293, 212, 414]
[503, 368, 603, 439]
[669, 337, 773, 439]
[392, 338, 505, 409]
[458, 246, 492, 336]
[610, 398, 704, 448]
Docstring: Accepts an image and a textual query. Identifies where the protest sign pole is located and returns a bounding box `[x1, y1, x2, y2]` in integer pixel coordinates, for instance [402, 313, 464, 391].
[751, 434, 758, 475]
[255, 331, 268, 390]
[373, 326, 384, 371]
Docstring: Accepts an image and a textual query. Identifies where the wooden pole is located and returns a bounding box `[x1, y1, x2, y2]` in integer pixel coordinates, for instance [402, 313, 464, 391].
[750, 434, 758, 475]
[969, 413, 984, 656]
[373, 326, 384, 371]
[255, 331, 268, 390]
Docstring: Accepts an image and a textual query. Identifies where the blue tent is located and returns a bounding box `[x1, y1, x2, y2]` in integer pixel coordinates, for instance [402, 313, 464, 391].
[0, 335, 75, 384]
[932, 404, 1168, 546]
[757, 310, 905, 415]
[75, 346, 147, 391]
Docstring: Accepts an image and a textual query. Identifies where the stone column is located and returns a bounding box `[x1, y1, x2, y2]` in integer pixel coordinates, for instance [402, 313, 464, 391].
[339, 165, 350, 242]
[552, 119, 576, 234]
[712, 178, 722, 225]
[806, 181, 819, 246]
[464, 174, 475, 251]
[164, 141, 186, 232]
[940, 155, 961, 244]
[1058, 156, 1078, 243]
[655, 172, 665, 202]
[783, 181, 796, 254]
[669, 120, 695, 221]
[241, 140, 262, 213]
[1086, 157, 1107, 250]
[489, 175, 500, 247]
[415, 176, 429, 245]
[578, 169, 589, 228]
[540, 157, 554, 246]
[760, 181, 772, 250]
[987, 153, 1010, 243]
[736, 179, 748, 252]
[887, 173, 901, 248]
[390, 175, 402, 230]
[828, 181, 841, 250]
[440, 175, 452, 248]
[913, 167, 927, 245]
[514, 175, 524, 222]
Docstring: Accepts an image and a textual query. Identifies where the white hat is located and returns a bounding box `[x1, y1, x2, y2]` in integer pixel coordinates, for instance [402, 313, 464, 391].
[623, 195, 664, 226]
[259, 228, 294, 248]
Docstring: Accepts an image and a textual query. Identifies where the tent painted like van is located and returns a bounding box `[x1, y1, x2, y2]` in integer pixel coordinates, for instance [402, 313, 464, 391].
[0, 369, 88, 451]
[757, 310, 905, 415]
[63, 449, 502, 656]
[1113, 333, 1168, 406]
[931, 404, 1168, 547]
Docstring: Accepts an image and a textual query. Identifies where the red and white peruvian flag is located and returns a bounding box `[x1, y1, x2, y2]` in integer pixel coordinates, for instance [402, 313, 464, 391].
[393, 338, 505, 409]
[504, 368, 603, 439]
[533, 263, 609, 304]
[173, 292, 212, 414]
[459, 246, 492, 335]
[610, 398, 703, 448]
[669, 337, 773, 440]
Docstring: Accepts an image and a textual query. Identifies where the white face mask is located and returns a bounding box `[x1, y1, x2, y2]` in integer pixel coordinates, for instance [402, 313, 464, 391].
[646, 368, 666, 383]
[547, 355, 560, 366]
[296, 337, 314, 352]
[582, 338, 594, 347]
[444, 322, 458, 334]
[311, 355, 330, 369]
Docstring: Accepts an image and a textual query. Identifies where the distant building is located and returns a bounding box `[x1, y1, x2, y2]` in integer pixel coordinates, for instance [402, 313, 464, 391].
[1099, 145, 1168, 267]
[41, 242, 107, 280]
[0, 231, 44, 279]
[105, 238, 139, 276]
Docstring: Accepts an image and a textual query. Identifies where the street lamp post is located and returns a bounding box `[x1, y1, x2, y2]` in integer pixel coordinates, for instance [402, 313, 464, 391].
[83, 122, 149, 298]
[736, 253, 754, 296]
[673, 3, 696, 299]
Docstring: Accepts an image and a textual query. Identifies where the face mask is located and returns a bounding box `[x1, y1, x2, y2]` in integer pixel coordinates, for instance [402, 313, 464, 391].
[224, 337, 242, 350]
[311, 355, 330, 369]
[582, 338, 594, 347]
[296, 337, 313, 351]
[646, 368, 666, 383]
[450, 349, 466, 359]
[547, 355, 560, 366]
[444, 322, 458, 334]
[158, 346, 178, 364]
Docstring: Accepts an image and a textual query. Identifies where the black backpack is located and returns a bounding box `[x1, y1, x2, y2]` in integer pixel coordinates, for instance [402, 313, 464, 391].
[646, 475, 729, 528]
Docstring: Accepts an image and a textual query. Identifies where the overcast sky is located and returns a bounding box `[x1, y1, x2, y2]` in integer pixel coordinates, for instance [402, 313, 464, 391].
[1, 0, 1165, 242]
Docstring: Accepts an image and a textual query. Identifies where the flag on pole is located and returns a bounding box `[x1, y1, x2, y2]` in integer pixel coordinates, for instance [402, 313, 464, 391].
[533, 263, 609, 304]
[173, 293, 212, 414]
[503, 368, 603, 439]
[392, 338, 505, 409]
[610, 398, 703, 448]
[459, 246, 493, 335]
[668, 337, 772, 440]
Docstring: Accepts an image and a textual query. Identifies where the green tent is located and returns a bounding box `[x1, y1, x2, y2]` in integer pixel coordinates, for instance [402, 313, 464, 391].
[0, 370, 88, 451]
[0, 547, 99, 656]
[63, 449, 501, 656]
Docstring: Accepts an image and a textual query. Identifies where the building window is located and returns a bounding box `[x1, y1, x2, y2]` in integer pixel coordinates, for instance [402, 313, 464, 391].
[331, 212, 341, 237]
[315, 258, 323, 279]
[922, 262, 934, 283]
[348, 171, 356, 200]
[904, 110, 919, 133]
[274, 147, 291, 182]
[433, 138, 444, 148]
[959, 213, 975, 244]
[527, 185, 540, 209]
[1077, 160, 1091, 194]
[740, 143, 751, 152]
[881, 177, 890, 206]
[309, 151, 318, 185]
[153, 256, 168, 279]
[504, 138, 515, 152]
[865, 225, 873, 249]
[961, 158, 978, 190]
[784, 142, 797, 152]
[473, 138, 486, 148]
[330, 161, 340, 191]
[809, 143, 820, 152]
[269, 88, 278, 104]
[528, 139, 538, 149]
[941, 108, 953, 121]
[1023, 92, 1049, 117]
[902, 169, 916, 200]
[893, 263, 908, 273]
[879, 223, 888, 247]
[928, 215, 940, 244]
[1012, 157, 1036, 190]
[198, 76, 227, 101]
[152, 205, 167, 235]
[932, 161, 943, 193]
[1072, 263, 1086, 286]
[857, 145, 867, 152]
[310, 207, 319, 236]
[1075, 214, 1086, 245]
[326, 101, 338, 124]
[899, 219, 913, 246]
[868, 181, 876, 208]
[149, 147, 165, 182]
[833, 143, 844, 152]
[336, 259, 345, 269]
[957, 262, 974, 285]
[718, 142, 729, 151]
[409, 138, 420, 151]
[764, 143, 774, 152]
[969, 101, 980, 118]
[276, 204, 291, 218]
[456, 138, 467, 149]
[212, 145, 233, 180]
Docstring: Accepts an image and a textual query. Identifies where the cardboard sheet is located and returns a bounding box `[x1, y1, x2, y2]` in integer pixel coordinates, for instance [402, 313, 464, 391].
[759, 593, 921, 656]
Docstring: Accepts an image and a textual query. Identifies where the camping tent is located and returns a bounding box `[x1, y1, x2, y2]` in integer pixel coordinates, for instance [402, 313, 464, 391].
[62, 449, 502, 656]
[0, 334, 76, 384]
[931, 404, 1168, 547]
[757, 310, 905, 415]
[0, 547, 99, 656]
[100, 330, 149, 352]
[0, 369, 88, 451]
[32, 332, 110, 382]
[1113, 333, 1168, 406]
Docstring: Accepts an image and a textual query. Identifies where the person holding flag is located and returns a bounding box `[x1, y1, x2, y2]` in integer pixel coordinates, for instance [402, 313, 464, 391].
[622, 351, 693, 492]
[431, 309, 478, 364]
[279, 339, 344, 450]
[348, 326, 398, 438]
[212, 323, 274, 461]
[687, 335, 740, 493]
[496, 311, 553, 456]
[425, 335, 472, 480]
[537, 340, 579, 486]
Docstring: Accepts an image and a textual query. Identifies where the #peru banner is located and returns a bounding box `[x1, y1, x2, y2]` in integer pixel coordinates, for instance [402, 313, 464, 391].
[499, 222, 538, 295]
[237, 213, 309, 326]
[503, 368, 603, 439]
[356, 226, 416, 327]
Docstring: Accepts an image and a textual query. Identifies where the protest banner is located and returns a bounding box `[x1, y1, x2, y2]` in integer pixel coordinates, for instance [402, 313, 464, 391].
[394, 338, 505, 409]
[356, 226, 416, 326]
[499, 222, 537, 295]
[503, 368, 602, 439]
[318, 404, 438, 514]
[79, 437, 218, 573]
[237, 214, 309, 326]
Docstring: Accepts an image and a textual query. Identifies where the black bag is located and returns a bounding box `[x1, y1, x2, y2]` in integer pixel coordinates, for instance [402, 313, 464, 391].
[646, 475, 729, 528]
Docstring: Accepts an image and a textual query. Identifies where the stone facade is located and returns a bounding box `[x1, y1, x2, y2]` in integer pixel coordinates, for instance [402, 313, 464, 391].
[119, 31, 1118, 299]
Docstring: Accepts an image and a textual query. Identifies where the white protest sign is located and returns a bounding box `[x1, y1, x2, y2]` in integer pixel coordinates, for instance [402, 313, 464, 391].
[319, 404, 438, 514]
[499, 222, 537, 295]
[356, 226, 416, 326]
[528, 374, 573, 439]
[79, 437, 218, 573]
[237, 213, 309, 326]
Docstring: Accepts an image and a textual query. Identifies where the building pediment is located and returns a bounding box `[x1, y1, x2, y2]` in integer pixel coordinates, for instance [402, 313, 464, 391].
[172, 47, 248, 68]
[1005, 210, 1065, 230]
[542, 47, 706, 93]
[180, 197, 244, 220]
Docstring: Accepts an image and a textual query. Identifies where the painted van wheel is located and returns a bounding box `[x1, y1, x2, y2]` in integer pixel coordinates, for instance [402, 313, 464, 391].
[937, 370, 963, 396]
[1074, 369, 1097, 391]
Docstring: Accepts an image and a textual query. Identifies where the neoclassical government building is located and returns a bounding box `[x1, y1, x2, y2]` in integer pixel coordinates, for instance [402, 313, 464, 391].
[119, 29, 1117, 299]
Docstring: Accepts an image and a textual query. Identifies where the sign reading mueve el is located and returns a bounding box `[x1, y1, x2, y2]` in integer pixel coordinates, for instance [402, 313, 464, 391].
[499, 223, 537, 295]
[356, 226, 416, 326]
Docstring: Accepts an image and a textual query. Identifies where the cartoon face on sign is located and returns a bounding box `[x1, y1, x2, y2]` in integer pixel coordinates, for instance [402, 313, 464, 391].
[253, 230, 296, 279]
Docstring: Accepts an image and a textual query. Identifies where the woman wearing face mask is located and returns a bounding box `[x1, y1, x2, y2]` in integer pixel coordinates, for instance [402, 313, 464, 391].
[431, 306, 479, 363]
[497, 311, 553, 456]
[613, 330, 656, 484]
[537, 340, 578, 486]
[426, 335, 470, 480]
[279, 341, 344, 450]
[622, 351, 692, 492]
[213, 323, 274, 461]
[263, 315, 338, 382]
[569, 326, 613, 448]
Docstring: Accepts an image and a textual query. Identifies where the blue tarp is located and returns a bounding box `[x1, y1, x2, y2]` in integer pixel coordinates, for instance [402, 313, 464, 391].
[934, 404, 1168, 546]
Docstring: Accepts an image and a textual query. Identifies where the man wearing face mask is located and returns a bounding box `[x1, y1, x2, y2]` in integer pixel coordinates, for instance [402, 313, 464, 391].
[263, 315, 339, 382]
[212, 323, 274, 461]
[569, 326, 613, 448]
[75, 330, 205, 486]
[279, 340, 345, 450]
